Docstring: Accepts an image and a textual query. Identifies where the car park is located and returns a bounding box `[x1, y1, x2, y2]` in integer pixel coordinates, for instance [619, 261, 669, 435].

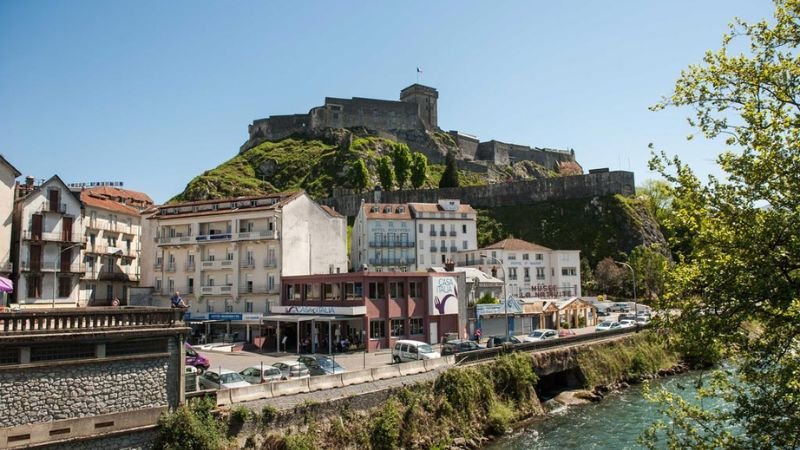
[596, 321, 622, 332]
[441, 339, 483, 355]
[272, 361, 311, 380]
[619, 319, 637, 328]
[199, 369, 251, 389]
[392, 340, 441, 363]
[297, 355, 346, 375]
[523, 329, 558, 342]
[239, 365, 283, 384]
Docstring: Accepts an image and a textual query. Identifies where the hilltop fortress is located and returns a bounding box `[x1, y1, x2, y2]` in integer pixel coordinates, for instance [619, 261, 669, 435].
[241, 84, 579, 171]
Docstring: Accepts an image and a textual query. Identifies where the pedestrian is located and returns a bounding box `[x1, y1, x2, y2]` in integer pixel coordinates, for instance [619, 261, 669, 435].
[111, 297, 120, 307]
[171, 290, 188, 308]
[475, 328, 482, 342]
[281, 335, 288, 353]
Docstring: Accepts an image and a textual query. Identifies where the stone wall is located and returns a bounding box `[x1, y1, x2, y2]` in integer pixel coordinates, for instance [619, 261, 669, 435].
[476, 140, 576, 169]
[41, 429, 158, 450]
[322, 170, 635, 217]
[0, 357, 170, 428]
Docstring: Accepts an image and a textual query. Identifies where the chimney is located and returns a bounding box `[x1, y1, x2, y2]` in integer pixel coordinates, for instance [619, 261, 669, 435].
[25, 176, 34, 188]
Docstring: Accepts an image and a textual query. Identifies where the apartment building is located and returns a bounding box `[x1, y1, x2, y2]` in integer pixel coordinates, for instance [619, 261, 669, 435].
[0, 156, 21, 278]
[351, 199, 478, 272]
[141, 191, 347, 341]
[459, 238, 582, 298]
[80, 187, 152, 305]
[12, 175, 84, 307]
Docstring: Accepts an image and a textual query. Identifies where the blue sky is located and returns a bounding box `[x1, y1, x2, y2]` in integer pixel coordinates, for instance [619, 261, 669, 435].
[0, 1, 773, 203]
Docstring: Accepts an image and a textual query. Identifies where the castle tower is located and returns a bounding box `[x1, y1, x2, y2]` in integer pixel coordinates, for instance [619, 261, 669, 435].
[400, 84, 438, 130]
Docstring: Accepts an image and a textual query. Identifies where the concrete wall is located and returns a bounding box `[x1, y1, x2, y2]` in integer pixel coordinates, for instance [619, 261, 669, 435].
[323, 171, 636, 218]
[282, 194, 347, 277]
[0, 162, 17, 276]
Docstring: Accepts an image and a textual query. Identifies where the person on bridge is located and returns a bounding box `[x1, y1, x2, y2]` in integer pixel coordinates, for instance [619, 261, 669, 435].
[171, 291, 188, 308]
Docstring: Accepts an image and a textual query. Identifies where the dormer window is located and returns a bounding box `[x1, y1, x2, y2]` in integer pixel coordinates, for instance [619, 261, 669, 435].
[397, 206, 404, 213]
[384, 206, 391, 213]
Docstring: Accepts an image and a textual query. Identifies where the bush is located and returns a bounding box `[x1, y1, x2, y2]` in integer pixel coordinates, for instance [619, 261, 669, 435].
[370, 398, 403, 450]
[156, 398, 228, 449]
[484, 353, 538, 405]
[486, 401, 514, 435]
[262, 405, 278, 425]
[230, 405, 250, 425]
[433, 367, 494, 419]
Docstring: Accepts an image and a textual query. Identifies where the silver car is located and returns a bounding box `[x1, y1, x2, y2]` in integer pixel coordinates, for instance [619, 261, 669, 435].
[239, 365, 283, 384]
[199, 369, 251, 389]
[272, 360, 311, 380]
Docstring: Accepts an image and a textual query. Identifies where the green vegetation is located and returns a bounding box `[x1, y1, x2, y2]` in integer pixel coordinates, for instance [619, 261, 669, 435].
[390, 143, 412, 189]
[156, 397, 230, 450]
[577, 333, 680, 388]
[644, 1, 800, 447]
[376, 156, 395, 191]
[410, 151, 428, 188]
[438, 150, 460, 188]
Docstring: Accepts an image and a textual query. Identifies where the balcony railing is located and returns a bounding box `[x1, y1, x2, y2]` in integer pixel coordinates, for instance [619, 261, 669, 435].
[449, 231, 457, 236]
[199, 285, 233, 295]
[0, 307, 185, 335]
[239, 259, 255, 269]
[449, 246, 458, 252]
[239, 283, 269, 294]
[165, 263, 177, 273]
[39, 201, 67, 214]
[439, 246, 447, 252]
[235, 230, 278, 241]
[368, 241, 415, 248]
[157, 235, 194, 245]
[429, 230, 437, 236]
[430, 246, 437, 252]
[368, 257, 416, 266]
[439, 230, 447, 236]
[22, 230, 82, 243]
[19, 261, 84, 272]
[184, 262, 196, 271]
[195, 233, 232, 243]
[263, 258, 278, 268]
[200, 259, 234, 270]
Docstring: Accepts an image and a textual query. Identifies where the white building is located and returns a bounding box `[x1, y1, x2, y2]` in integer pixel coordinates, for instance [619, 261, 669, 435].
[79, 187, 152, 305]
[141, 191, 347, 341]
[351, 199, 478, 272]
[0, 155, 21, 278]
[459, 238, 582, 299]
[13, 175, 84, 307]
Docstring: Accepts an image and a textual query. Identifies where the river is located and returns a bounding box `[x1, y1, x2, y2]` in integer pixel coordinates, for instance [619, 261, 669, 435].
[489, 371, 711, 450]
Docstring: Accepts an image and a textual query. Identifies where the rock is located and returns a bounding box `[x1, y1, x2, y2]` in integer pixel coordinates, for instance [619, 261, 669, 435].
[553, 390, 598, 406]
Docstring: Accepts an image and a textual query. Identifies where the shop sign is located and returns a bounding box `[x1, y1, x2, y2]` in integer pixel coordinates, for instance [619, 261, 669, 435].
[271, 305, 367, 315]
[476, 297, 523, 318]
[429, 276, 459, 315]
[209, 313, 243, 321]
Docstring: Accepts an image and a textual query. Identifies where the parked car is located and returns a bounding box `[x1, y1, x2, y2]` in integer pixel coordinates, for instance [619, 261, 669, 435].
[619, 319, 637, 328]
[635, 317, 650, 326]
[239, 365, 283, 384]
[441, 339, 484, 355]
[619, 313, 637, 321]
[185, 343, 210, 373]
[611, 302, 631, 312]
[485, 335, 523, 347]
[392, 340, 441, 363]
[297, 355, 346, 375]
[596, 321, 622, 332]
[524, 329, 558, 342]
[558, 329, 577, 337]
[596, 309, 611, 317]
[199, 369, 251, 390]
[272, 360, 311, 380]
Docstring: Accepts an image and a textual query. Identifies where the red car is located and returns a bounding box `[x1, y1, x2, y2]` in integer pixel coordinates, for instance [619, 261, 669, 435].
[558, 329, 577, 337]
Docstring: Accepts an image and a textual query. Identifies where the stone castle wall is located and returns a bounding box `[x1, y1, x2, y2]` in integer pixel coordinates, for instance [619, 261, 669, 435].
[325, 170, 635, 217]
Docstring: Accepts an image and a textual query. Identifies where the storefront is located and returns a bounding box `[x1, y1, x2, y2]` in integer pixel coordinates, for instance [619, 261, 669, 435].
[475, 297, 524, 337]
[184, 312, 264, 344]
[263, 305, 367, 354]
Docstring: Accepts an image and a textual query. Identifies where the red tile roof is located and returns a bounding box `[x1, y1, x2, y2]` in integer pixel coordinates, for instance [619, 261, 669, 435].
[80, 191, 141, 215]
[483, 238, 551, 252]
[83, 186, 153, 206]
[363, 203, 413, 220]
[408, 202, 476, 214]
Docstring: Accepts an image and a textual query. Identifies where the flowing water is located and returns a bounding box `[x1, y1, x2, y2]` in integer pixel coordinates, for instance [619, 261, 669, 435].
[489, 371, 715, 450]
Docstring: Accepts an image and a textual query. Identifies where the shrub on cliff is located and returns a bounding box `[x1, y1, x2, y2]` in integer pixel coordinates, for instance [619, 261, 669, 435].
[156, 397, 229, 450]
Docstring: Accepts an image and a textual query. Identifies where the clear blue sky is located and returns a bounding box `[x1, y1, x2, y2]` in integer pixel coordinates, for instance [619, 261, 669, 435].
[0, 1, 773, 204]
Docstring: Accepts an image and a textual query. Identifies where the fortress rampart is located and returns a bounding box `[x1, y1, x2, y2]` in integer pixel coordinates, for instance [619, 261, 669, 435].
[324, 170, 635, 217]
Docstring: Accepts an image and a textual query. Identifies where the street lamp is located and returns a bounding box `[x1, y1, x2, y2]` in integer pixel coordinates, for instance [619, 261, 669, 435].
[480, 254, 509, 341]
[615, 261, 638, 330]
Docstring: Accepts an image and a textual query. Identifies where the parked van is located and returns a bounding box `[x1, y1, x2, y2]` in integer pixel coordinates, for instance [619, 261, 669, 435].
[392, 340, 441, 363]
[185, 343, 210, 372]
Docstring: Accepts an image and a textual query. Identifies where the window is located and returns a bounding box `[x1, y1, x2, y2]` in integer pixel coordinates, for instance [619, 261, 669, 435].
[370, 320, 386, 339]
[389, 282, 405, 299]
[225, 300, 233, 312]
[188, 277, 194, 294]
[536, 267, 546, 280]
[168, 278, 175, 290]
[245, 301, 254, 313]
[524, 267, 530, 280]
[418, 224, 423, 233]
[561, 267, 577, 276]
[344, 282, 363, 300]
[419, 240, 424, 249]
[508, 253, 517, 260]
[523, 253, 529, 261]
[58, 277, 71, 297]
[463, 240, 468, 250]
[155, 279, 162, 290]
[368, 282, 386, 300]
[462, 224, 467, 233]
[409, 318, 423, 335]
[536, 253, 543, 261]
[508, 268, 517, 281]
[27, 275, 42, 298]
[390, 319, 405, 337]
[409, 281, 422, 298]
[268, 275, 275, 291]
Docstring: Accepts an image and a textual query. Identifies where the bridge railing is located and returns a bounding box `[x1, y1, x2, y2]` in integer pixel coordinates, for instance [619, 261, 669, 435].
[454, 326, 644, 365]
[0, 307, 185, 335]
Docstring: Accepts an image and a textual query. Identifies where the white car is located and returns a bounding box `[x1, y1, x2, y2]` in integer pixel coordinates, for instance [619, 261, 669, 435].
[596, 321, 622, 332]
[619, 319, 637, 328]
[392, 340, 441, 363]
[199, 369, 251, 389]
[272, 360, 311, 380]
[239, 365, 283, 384]
[524, 329, 558, 342]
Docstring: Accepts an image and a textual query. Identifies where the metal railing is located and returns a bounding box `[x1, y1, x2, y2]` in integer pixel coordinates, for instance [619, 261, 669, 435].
[200, 259, 234, 270]
[195, 233, 232, 242]
[368, 241, 414, 248]
[235, 230, 277, 241]
[0, 307, 185, 334]
[158, 235, 194, 245]
[39, 201, 67, 214]
[22, 230, 82, 243]
[263, 258, 278, 268]
[199, 285, 233, 295]
[239, 259, 255, 269]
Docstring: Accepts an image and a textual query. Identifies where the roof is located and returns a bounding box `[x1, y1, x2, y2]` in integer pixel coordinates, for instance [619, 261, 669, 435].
[0, 154, 21, 177]
[150, 191, 304, 220]
[83, 186, 153, 206]
[408, 202, 476, 215]
[428, 266, 503, 285]
[80, 191, 141, 216]
[319, 205, 343, 218]
[482, 238, 552, 252]
[362, 203, 412, 220]
[18, 174, 81, 205]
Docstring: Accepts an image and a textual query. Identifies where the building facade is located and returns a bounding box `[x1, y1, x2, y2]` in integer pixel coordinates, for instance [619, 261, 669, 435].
[270, 271, 465, 353]
[80, 187, 152, 305]
[0, 156, 21, 279]
[351, 199, 478, 272]
[12, 176, 84, 307]
[141, 191, 347, 342]
[459, 238, 582, 299]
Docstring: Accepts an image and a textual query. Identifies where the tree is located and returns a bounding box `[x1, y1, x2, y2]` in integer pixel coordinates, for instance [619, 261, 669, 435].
[391, 143, 412, 189]
[645, 2, 800, 447]
[376, 156, 395, 191]
[628, 244, 669, 302]
[350, 159, 369, 193]
[410, 152, 428, 188]
[438, 151, 460, 188]
[476, 292, 499, 304]
[593, 257, 628, 297]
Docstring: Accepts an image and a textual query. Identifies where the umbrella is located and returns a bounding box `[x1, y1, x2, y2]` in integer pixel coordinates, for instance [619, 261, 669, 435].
[0, 276, 13, 293]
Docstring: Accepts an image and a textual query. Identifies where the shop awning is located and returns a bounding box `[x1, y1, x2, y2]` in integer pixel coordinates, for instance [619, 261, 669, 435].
[261, 314, 361, 323]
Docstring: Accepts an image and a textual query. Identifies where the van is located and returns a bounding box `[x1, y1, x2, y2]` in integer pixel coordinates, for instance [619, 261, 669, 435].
[185, 343, 210, 372]
[392, 339, 441, 363]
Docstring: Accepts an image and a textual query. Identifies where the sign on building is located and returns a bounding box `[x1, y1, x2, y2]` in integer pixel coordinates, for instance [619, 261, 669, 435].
[429, 276, 459, 315]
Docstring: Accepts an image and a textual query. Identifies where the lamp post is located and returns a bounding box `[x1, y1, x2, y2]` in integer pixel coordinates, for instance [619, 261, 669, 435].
[615, 261, 638, 330]
[480, 254, 508, 341]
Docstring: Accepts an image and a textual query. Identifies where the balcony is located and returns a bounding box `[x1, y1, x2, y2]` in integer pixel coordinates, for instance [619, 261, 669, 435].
[368, 240, 415, 248]
[39, 201, 67, 214]
[23, 230, 82, 243]
[84, 243, 133, 257]
[439, 246, 447, 252]
[239, 283, 269, 294]
[165, 263, 177, 273]
[263, 258, 278, 269]
[235, 230, 278, 241]
[19, 261, 84, 272]
[195, 233, 232, 243]
[154, 262, 162, 270]
[200, 259, 234, 270]
[98, 269, 136, 282]
[368, 257, 416, 266]
[438, 230, 447, 236]
[239, 259, 255, 269]
[199, 285, 233, 296]
[449, 246, 458, 253]
[429, 230, 437, 236]
[449, 231, 457, 237]
[184, 262, 196, 271]
[430, 246, 437, 252]
[157, 235, 194, 246]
